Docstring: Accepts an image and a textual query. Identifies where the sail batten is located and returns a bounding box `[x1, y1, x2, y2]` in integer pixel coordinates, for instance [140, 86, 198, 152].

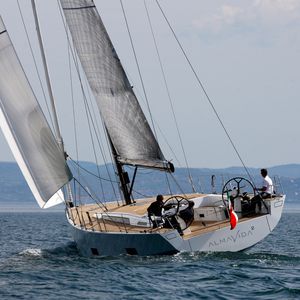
[0, 17, 73, 208]
[63, 5, 96, 10]
[61, 0, 173, 172]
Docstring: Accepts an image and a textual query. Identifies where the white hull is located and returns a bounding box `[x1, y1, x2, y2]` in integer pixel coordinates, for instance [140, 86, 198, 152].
[68, 195, 285, 256]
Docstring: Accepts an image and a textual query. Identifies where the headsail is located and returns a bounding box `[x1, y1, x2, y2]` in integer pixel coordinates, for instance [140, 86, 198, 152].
[0, 17, 73, 208]
[60, 0, 173, 172]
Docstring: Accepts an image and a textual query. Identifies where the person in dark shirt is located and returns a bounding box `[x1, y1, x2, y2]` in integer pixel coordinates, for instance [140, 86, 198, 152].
[147, 194, 164, 228]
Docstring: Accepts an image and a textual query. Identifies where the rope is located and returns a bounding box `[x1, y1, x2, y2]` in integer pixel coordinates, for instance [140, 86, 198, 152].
[119, 0, 158, 139]
[116, 59, 183, 167]
[83, 81, 119, 200]
[67, 43, 83, 199]
[155, 0, 254, 184]
[73, 178, 107, 210]
[65, 29, 106, 201]
[72, 178, 127, 233]
[144, 0, 196, 193]
[69, 157, 118, 183]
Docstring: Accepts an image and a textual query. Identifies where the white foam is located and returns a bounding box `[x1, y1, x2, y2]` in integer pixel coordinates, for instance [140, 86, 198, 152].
[19, 248, 43, 257]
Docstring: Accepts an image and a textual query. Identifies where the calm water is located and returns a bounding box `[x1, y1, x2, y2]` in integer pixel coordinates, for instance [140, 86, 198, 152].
[0, 212, 299, 299]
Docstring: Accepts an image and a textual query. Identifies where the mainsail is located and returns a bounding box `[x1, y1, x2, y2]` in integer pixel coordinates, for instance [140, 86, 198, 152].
[61, 0, 173, 172]
[0, 17, 73, 208]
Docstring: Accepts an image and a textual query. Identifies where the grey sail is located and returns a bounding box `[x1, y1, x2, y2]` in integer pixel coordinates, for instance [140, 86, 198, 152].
[0, 17, 73, 208]
[60, 0, 173, 172]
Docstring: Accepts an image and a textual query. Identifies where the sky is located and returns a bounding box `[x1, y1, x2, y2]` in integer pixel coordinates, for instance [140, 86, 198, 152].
[0, 0, 299, 169]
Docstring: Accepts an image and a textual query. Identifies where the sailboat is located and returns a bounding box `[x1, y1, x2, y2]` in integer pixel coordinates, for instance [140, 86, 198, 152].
[0, 0, 285, 256]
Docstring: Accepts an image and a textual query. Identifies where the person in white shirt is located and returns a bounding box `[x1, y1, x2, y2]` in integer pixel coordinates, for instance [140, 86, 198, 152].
[250, 168, 273, 213]
[256, 169, 273, 196]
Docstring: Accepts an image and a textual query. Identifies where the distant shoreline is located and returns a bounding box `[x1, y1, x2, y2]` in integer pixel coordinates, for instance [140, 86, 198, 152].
[0, 203, 299, 213]
[0, 203, 64, 213]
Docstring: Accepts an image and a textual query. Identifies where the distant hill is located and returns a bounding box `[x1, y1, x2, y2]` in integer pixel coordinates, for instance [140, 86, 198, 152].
[0, 162, 299, 206]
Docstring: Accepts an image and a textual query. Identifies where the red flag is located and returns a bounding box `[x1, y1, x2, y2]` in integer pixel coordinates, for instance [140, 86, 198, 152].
[229, 207, 238, 230]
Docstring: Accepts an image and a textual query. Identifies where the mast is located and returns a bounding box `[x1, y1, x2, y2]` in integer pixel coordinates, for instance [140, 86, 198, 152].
[107, 132, 132, 205]
[31, 0, 63, 148]
[60, 0, 174, 205]
[31, 1, 74, 205]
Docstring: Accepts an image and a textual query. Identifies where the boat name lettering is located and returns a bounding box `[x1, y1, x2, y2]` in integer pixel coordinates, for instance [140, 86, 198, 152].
[209, 229, 253, 248]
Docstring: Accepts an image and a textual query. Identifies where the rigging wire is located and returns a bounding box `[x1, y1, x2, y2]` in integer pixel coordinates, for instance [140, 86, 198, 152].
[82, 83, 119, 202]
[100, 118, 122, 200]
[170, 173, 187, 196]
[69, 157, 118, 183]
[72, 41, 108, 202]
[155, 0, 254, 184]
[85, 89, 109, 171]
[119, 0, 158, 140]
[81, 82, 120, 202]
[57, 1, 120, 201]
[69, 162, 120, 225]
[82, 91, 107, 201]
[143, 0, 196, 193]
[83, 78, 119, 200]
[59, 6, 105, 202]
[72, 175, 107, 209]
[70, 158, 150, 199]
[119, 0, 188, 198]
[122, 69, 183, 168]
[126, 165, 186, 197]
[142, 0, 174, 196]
[73, 177, 126, 232]
[119, 0, 190, 196]
[67, 42, 82, 199]
[16, 0, 55, 132]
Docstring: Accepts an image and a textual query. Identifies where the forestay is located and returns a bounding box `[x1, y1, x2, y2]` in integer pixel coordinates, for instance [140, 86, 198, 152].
[60, 0, 173, 172]
[0, 17, 73, 208]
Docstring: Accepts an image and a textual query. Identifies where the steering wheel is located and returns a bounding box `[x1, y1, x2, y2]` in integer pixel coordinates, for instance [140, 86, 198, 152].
[222, 177, 255, 204]
[163, 195, 188, 217]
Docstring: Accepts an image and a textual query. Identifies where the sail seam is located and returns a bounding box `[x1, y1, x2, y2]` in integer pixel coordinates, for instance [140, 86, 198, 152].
[63, 5, 95, 10]
[0, 30, 7, 35]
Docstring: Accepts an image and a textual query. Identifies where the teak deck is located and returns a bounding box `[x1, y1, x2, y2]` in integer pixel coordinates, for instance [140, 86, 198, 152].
[68, 193, 256, 238]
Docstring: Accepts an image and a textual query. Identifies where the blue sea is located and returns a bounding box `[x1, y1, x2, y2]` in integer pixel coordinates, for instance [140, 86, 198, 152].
[0, 210, 299, 300]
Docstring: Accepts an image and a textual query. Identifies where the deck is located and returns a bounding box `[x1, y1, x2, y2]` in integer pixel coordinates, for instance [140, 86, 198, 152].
[67, 193, 259, 238]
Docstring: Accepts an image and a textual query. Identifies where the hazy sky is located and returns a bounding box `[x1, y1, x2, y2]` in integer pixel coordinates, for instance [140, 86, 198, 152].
[0, 0, 299, 169]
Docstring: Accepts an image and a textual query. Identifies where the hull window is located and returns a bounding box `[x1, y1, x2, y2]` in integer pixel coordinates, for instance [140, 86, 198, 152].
[126, 248, 138, 255]
[91, 248, 99, 256]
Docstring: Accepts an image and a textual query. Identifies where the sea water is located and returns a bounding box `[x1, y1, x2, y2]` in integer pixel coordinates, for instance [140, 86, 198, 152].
[0, 211, 299, 300]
